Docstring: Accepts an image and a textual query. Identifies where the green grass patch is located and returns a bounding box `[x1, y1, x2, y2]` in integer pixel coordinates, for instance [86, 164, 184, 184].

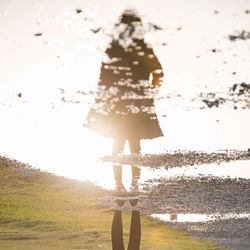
[0, 156, 220, 249]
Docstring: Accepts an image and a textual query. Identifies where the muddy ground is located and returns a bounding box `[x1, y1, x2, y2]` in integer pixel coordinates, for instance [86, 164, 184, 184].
[141, 177, 250, 250]
[103, 151, 250, 250]
[2, 152, 250, 250]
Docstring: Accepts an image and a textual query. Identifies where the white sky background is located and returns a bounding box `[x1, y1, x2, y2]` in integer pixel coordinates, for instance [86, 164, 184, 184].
[0, 0, 250, 180]
[1, 0, 250, 97]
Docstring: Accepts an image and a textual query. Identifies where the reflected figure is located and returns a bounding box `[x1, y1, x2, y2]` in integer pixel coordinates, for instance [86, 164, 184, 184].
[170, 213, 178, 222]
[112, 195, 141, 250]
[85, 9, 164, 190]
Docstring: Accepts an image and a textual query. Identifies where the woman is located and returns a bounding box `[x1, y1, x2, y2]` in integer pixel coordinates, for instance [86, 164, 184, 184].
[86, 9, 164, 191]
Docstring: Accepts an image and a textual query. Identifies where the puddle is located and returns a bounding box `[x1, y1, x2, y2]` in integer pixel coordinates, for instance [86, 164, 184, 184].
[2, 143, 249, 191]
[42, 158, 250, 191]
[141, 160, 250, 180]
[0, 103, 249, 192]
[151, 212, 250, 223]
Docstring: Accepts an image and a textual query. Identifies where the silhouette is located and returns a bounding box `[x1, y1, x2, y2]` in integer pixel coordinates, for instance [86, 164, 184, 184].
[86, 9, 164, 191]
[112, 195, 141, 250]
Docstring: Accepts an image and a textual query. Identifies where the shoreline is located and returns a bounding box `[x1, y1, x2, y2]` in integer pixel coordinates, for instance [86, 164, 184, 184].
[0, 155, 219, 250]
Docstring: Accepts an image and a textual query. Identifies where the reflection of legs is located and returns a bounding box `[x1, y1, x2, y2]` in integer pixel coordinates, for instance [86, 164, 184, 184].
[128, 138, 141, 155]
[113, 138, 126, 188]
[127, 199, 141, 250]
[113, 165, 124, 189]
[131, 167, 141, 187]
[113, 138, 126, 155]
[111, 210, 125, 250]
[128, 138, 141, 191]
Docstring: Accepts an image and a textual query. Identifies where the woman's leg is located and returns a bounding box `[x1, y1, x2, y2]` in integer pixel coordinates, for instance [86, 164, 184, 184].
[128, 138, 141, 190]
[128, 138, 141, 155]
[113, 138, 126, 189]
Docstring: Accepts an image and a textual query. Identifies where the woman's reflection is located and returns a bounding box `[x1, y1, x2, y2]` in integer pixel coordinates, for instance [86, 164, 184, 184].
[86, 9, 164, 192]
[85, 9, 164, 249]
[112, 195, 141, 250]
[113, 139, 141, 193]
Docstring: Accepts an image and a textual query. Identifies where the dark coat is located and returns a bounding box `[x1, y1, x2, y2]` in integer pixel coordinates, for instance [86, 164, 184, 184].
[86, 38, 164, 139]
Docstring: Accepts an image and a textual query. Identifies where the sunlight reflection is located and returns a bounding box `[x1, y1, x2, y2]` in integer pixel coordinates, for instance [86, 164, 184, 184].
[0, 0, 250, 194]
[1, 100, 250, 191]
[151, 212, 250, 223]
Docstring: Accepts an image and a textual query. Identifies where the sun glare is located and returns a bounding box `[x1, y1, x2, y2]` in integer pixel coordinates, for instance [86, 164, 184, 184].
[0, 0, 250, 189]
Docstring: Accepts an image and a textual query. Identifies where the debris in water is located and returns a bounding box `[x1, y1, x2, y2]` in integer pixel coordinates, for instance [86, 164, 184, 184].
[198, 82, 250, 109]
[202, 98, 225, 108]
[229, 30, 250, 41]
[91, 27, 101, 34]
[34, 33, 43, 37]
[148, 22, 163, 31]
[76, 9, 82, 14]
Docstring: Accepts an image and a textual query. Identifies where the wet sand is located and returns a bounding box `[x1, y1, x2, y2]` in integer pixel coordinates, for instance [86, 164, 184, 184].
[102, 151, 250, 250]
[142, 177, 250, 250]
[1, 150, 250, 249]
[101, 150, 250, 168]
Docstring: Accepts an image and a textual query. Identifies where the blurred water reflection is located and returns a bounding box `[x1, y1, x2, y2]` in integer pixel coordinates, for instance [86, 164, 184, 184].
[152, 212, 250, 223]
[31, 158, 249, 191]
[0, 1, 250, 249]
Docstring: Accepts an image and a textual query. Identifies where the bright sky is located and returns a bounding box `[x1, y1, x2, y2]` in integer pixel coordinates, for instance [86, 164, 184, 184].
[1, 0, 250, 98]
[0, 0, 249, 183]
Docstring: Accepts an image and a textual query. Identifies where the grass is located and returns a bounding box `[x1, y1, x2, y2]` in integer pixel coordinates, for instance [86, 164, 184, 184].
[0, 156, 220, 249]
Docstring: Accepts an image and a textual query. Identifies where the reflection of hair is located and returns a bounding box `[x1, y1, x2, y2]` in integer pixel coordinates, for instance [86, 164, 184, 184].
[119, 9, 141, 25]
[113, 9, 144, 47]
